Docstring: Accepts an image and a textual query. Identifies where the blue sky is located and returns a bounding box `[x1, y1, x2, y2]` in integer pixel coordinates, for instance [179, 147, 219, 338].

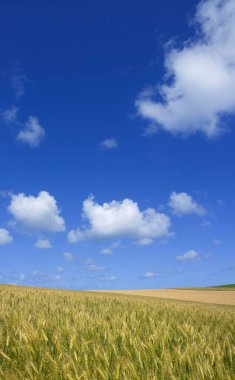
[0, 0, 234, 290]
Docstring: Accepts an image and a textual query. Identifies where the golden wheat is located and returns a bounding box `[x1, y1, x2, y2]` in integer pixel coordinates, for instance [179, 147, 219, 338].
[0, 285, 234, 379]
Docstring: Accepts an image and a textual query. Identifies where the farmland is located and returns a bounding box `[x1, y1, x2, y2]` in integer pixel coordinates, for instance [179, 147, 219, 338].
[0, 285, 234, 379]
[103, 287, 235, 305]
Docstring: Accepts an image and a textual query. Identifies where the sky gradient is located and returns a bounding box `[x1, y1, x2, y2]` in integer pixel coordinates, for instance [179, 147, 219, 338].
[0, 0, 234, 290]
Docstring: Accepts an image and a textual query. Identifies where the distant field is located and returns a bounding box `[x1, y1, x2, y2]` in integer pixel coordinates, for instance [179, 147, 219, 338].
[0, 285, 235, 379]
[205, 283, 235, 289]
[103, 288, 235, 305]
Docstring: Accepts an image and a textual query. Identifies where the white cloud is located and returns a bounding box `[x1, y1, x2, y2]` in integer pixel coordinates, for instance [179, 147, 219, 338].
[17, 116, 45, 147]
[137, 238, 154, 246]
[1, 106, 18, 124]
[0, 228, 13, 245]
[169, 192, 206, 216]
[63, 252, 74, 262]
[1, 107, 45, 148]
[86, 264, 106, 272]
[100, 248, 113, 255]
[68, 196, 171, 244]
[143, 271, 157, 278]
[31, 271, 62, 283]
[68, 229, 84, 243]
[8, 191, 65, 234]
[101, 138, 118, 150]
[100, 240, 121, 255]
[85, 258, 106, 272]
[136, 0, 235, 137]
[35, 239, 52, 249]
[176, 250, 199, 261]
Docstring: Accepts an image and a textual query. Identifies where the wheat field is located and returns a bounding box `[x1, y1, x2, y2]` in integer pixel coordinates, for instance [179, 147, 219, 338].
[102, 288, 235, 305]
[0, 285, 234, 379]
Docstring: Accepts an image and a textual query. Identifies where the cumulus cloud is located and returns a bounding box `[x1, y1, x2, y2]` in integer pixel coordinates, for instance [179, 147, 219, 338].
[136, 0, 235, 137]
[17, 116, 45, 147]
[169, 192, 206, 216]
[101, 138, 118, 150]
[68, 196, 171, 244]
[0, 228, 13, 245]
[8, 191, 65, 234]
[1, 107, 45, 148]
[63, 252, 74, 262]
[1, 68, 45, 147]
[35, 239, 52, 249]
[176, 250, 199, 261]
